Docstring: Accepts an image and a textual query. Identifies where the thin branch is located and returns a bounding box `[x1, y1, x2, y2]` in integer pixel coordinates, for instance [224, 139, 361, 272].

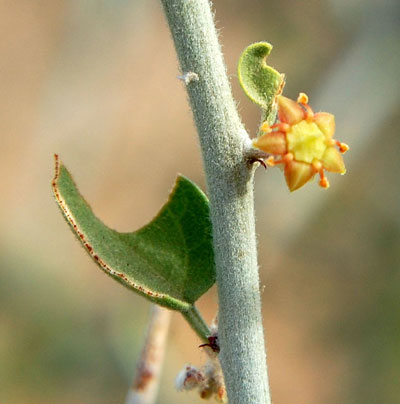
[160, 1, 272, 403]
[125, 305, 171, 404]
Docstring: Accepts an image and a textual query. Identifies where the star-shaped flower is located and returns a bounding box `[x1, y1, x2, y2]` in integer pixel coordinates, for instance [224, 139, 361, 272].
[253, 93, 349, 192]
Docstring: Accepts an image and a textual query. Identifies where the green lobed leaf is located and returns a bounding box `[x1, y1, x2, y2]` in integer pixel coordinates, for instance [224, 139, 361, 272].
[238, 42, 284, 125]
[52, 155, 216, 312]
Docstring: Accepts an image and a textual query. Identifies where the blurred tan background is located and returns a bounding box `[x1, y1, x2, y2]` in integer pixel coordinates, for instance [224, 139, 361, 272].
[1, 0, 399, 403]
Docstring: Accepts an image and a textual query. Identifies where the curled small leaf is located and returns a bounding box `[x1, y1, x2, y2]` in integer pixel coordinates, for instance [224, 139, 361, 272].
[238, 42, 284, 124]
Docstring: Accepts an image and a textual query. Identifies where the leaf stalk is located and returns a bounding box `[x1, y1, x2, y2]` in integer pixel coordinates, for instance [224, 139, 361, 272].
[182, 305, 211, 343]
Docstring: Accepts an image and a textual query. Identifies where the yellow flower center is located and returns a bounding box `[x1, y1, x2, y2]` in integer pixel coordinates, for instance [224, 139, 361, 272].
[286, 120, 327, 164]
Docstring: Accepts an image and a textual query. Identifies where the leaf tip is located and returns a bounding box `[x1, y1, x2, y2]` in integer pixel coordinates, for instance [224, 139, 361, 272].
[52, 153, 62, 192]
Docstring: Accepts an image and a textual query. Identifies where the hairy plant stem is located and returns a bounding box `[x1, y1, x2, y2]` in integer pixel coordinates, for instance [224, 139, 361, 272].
[160, 1, 272, 403]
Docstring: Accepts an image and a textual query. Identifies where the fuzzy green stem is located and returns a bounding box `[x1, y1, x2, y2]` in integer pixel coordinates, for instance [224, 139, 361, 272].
[182, 305, 211, 343]
[160, 1, 272, 403]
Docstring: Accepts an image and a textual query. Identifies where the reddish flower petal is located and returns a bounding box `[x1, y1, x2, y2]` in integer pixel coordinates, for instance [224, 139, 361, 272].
[314, 112, 335, 138]
[277, 95, 305, 125]
[253, 131, 287, 155]
[284, 160, 315, 192]
[320, 147, 346, 174]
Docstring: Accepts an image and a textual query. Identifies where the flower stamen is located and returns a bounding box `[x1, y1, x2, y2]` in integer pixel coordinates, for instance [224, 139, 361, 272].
[266, 156, 277, 166]
[303, 103, 314, 121]
[318, 170, 330, 189]
[297, 92, 309, 104]
[260, 122, 271, 133]
[297, 92, 314, 121]
[266, 153, 293, 166]
[270, 122, 290, 132]
[335, 140, 349, 153]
